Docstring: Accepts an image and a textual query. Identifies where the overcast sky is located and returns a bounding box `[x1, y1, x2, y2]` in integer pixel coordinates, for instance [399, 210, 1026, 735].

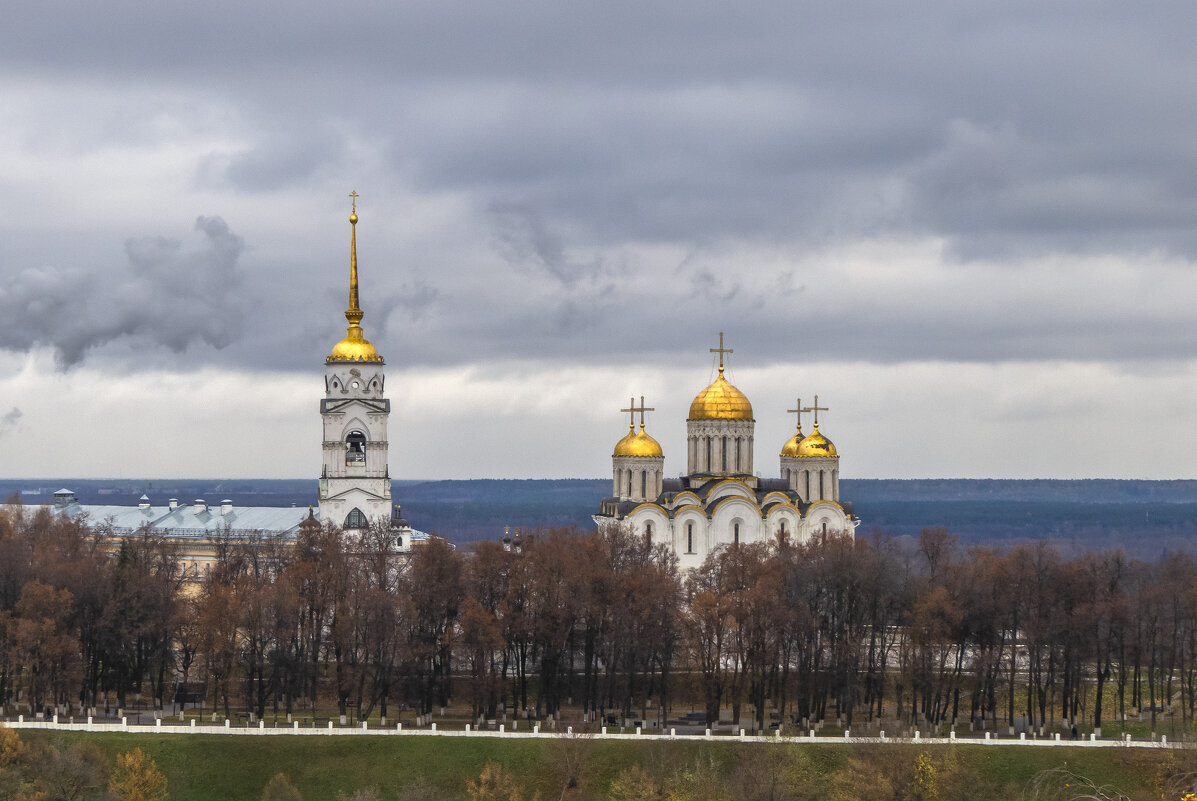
[1, 1, 1195, 483]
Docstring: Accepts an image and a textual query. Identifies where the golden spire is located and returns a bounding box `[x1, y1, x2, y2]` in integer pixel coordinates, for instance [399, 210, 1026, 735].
[327, 191, 383, 363]
[346, 190, 362, 326]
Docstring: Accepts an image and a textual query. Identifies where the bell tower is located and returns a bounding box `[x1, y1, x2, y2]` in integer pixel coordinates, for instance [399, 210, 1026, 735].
[317, 193, 394, 529]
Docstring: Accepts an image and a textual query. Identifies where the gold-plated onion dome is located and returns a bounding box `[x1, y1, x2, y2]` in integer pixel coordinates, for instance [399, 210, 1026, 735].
[688, 368, 754, 421]
[796, 424, 838, 458]
[780, 422, 805, 457]
[328, 332, 383, 363]
[613, 425, 664, 458]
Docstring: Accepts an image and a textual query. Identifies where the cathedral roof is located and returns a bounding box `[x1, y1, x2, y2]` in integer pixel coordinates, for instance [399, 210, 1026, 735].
[328, 332, 383, 363]
[613, 425, 663, 458]
[688, 368, 753, 421]
[795, 424, 838, 458]
[780, 422, 806, 457]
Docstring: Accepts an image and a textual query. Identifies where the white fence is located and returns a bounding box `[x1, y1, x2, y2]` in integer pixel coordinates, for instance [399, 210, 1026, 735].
[2, 715, 1181, 749]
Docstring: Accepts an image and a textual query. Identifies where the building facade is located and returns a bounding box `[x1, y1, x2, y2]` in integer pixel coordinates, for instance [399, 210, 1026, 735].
[595, 335, 857, 570]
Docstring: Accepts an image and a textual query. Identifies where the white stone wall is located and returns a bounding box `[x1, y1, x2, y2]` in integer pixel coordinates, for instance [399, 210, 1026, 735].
[685, 419, 755, 476]
[319, 362, 394, 528]
[612, 455, 664, 501]
[780, 456, 840, 502]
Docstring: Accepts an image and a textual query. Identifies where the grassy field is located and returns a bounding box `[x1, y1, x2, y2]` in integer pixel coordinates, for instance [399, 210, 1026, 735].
[11, 728, 1194, 801]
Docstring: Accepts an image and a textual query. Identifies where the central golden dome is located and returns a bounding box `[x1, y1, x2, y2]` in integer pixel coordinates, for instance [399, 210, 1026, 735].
[613, 425, 663, 458]
[796, 425, 838, 458]
[688, 369, 754, 421]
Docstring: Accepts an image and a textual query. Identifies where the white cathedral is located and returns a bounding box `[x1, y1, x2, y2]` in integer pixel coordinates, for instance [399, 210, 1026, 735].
[595, 336, 857, 569]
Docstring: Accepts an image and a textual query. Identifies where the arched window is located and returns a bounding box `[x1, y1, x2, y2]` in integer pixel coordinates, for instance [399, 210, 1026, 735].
[705, 438, 712, 470]
[345, 430, 367, 464]
[345, 508, 367, 529]
[735, 437, 742, 471]
[686, 522, 694, 554]
[626, 469, 633, 496]
[733, 522, 740, 544]
[640, 471, 647, 498]
[645, 522, 653, 541]
[721, 436, 727, 471]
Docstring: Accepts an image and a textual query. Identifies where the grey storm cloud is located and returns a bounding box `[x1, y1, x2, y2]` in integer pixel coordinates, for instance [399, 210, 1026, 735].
[489, 201, 609, 288]
[0, 408, 21, 437]
[4, 1, 1197, 373]
[0, 217, 246, 368]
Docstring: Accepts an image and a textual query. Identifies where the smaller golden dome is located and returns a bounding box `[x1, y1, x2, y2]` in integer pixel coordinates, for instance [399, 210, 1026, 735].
[780, 424, 805, 458]
[796, 425, 838, 458]
[327, 326, 384, 363]
[613, 425, 664, 458]
[688, 369, 754, 421]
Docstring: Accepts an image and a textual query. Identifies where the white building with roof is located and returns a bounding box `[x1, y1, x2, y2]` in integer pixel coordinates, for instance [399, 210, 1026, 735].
[595, 334, 858, 570]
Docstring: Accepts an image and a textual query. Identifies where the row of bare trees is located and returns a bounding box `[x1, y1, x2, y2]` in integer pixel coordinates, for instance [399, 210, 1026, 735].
[4, 499, 1197, 734]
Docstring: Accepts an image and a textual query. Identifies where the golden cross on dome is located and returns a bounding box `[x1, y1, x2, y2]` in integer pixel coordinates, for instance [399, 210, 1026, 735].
[619, 397, 637, 429]
[808, 395, 829, 427]
[620, 396, 655, 429]
[349, 190, 359, 212]
[636, 395, 655, 428]
[787, 398, 807, 429]
[709, 332, 733, 372]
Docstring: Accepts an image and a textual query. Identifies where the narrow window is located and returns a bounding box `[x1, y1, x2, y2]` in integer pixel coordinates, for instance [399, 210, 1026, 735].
[345, 508, 367, 529]
[705, 438, 712, 470]
[626, 469, 633, 496]
[733, 522, 740, 544]
[721, 436, 727, 471]
[735, 437, 741, 471]
[640, 471, 647, 498]
[345, 430, 367, 464]
[686, 523, 694, 554]
[645, 522, 653, 541]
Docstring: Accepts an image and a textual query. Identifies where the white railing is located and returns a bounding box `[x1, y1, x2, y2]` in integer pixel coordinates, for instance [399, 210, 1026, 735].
[1, 716, 1181, 748]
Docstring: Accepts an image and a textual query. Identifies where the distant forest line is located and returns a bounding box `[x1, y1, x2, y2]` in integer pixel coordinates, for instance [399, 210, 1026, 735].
[5, 477, 1197, 557]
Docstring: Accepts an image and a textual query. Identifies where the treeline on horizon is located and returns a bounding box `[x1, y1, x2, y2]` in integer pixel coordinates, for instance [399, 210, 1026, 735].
[6, 477, 1197, 553]
[4, 501, 1197, 739]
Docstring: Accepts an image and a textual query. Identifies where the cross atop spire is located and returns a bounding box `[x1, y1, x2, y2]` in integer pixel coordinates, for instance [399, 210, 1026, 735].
[787, 398, 807, 432]
[349, 190, 359, 213]
[620, 397, 637, 430]
[808, 394, 829, 427]
[710, 332, 733, 374]
[636, 395, 655, 429]
[620, 396, 655, 430]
